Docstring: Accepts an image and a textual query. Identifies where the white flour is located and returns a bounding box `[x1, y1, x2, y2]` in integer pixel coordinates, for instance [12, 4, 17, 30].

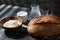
[3, 20, 21, 28]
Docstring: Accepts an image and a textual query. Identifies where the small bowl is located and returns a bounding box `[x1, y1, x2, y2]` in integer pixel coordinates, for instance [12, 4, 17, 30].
[0, 16, 23, 31]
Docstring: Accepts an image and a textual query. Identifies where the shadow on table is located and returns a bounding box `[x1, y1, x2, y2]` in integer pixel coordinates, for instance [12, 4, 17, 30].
[5, 28, 28, 39]
[29, 34, 60, 40]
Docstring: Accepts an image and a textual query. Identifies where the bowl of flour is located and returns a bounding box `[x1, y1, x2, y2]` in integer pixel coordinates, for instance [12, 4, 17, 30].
[0, 16, 23, 31]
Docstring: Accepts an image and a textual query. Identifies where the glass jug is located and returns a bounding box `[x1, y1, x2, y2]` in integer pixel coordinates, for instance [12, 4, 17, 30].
[28, 4, 41, 20]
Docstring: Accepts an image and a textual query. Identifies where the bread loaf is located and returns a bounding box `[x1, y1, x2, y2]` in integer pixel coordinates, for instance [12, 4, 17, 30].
[27, 14, 60, 37]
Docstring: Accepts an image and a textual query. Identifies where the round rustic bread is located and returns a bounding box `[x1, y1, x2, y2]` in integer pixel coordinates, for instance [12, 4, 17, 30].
[27, 14, 60, 37]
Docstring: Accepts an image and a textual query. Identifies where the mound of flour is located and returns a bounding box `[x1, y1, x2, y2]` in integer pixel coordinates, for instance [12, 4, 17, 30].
[3, 20, 21, 28]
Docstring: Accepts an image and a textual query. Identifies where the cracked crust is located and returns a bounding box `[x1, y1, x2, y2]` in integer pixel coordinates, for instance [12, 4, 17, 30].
[28, 14, 60, 26]
[28, 14, 60, 37]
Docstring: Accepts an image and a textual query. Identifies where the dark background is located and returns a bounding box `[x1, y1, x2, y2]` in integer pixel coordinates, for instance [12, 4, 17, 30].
[0, 0, 60, 16]
[0, 0, 60, 40]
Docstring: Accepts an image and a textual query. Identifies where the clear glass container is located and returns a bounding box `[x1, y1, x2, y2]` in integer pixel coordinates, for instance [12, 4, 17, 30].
[28, 4, 41, 20]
